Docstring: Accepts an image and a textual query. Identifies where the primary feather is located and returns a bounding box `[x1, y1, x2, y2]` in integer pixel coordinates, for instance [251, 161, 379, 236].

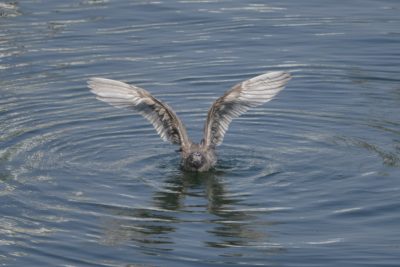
[87, 78, 190, 149]
[202, 71, 291, 148]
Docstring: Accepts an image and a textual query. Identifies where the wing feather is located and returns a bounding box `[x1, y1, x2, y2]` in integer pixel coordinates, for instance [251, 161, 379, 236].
[87, 77, 190, 148]
[203, 71, 291, 148]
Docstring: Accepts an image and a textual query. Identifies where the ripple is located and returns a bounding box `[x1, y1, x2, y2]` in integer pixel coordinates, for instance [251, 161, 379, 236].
[332, 207, 364, 214]
[0, 2, 20, 18]
[333, 135, 400, 167]
[2, 0, 400, 266]
[306, 238, 344, 245]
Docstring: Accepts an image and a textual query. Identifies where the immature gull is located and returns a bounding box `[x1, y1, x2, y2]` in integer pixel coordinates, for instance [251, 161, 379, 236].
[87, 71, 291, 172]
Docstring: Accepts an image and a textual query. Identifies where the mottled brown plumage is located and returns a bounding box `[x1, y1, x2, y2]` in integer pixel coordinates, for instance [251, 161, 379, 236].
[87, 71, 291, 172]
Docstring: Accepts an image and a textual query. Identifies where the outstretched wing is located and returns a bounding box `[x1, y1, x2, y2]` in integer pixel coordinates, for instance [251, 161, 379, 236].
[88, 77, 190, 149]
[202, 71, 291, 148]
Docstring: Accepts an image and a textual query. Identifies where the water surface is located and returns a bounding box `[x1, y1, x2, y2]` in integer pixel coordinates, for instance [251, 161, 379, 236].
[1, 1, 400, 266]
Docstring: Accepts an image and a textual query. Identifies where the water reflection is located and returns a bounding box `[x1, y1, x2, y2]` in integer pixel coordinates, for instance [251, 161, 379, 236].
[101, 170, 271, 252]
[153, 170, 231, 212]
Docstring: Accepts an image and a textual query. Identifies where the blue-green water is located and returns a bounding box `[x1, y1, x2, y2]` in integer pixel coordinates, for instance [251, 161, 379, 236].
[1, 1, 400, 266]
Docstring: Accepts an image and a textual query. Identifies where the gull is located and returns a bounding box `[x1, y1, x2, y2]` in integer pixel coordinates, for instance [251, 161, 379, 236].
[87, 71, 291, 172]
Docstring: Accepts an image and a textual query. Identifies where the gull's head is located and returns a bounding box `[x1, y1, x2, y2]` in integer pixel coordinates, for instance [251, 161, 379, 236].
[185, 151, 206, 171]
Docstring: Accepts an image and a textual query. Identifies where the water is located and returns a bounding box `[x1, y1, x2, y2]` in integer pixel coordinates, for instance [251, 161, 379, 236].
[1, 1, 400, 266]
